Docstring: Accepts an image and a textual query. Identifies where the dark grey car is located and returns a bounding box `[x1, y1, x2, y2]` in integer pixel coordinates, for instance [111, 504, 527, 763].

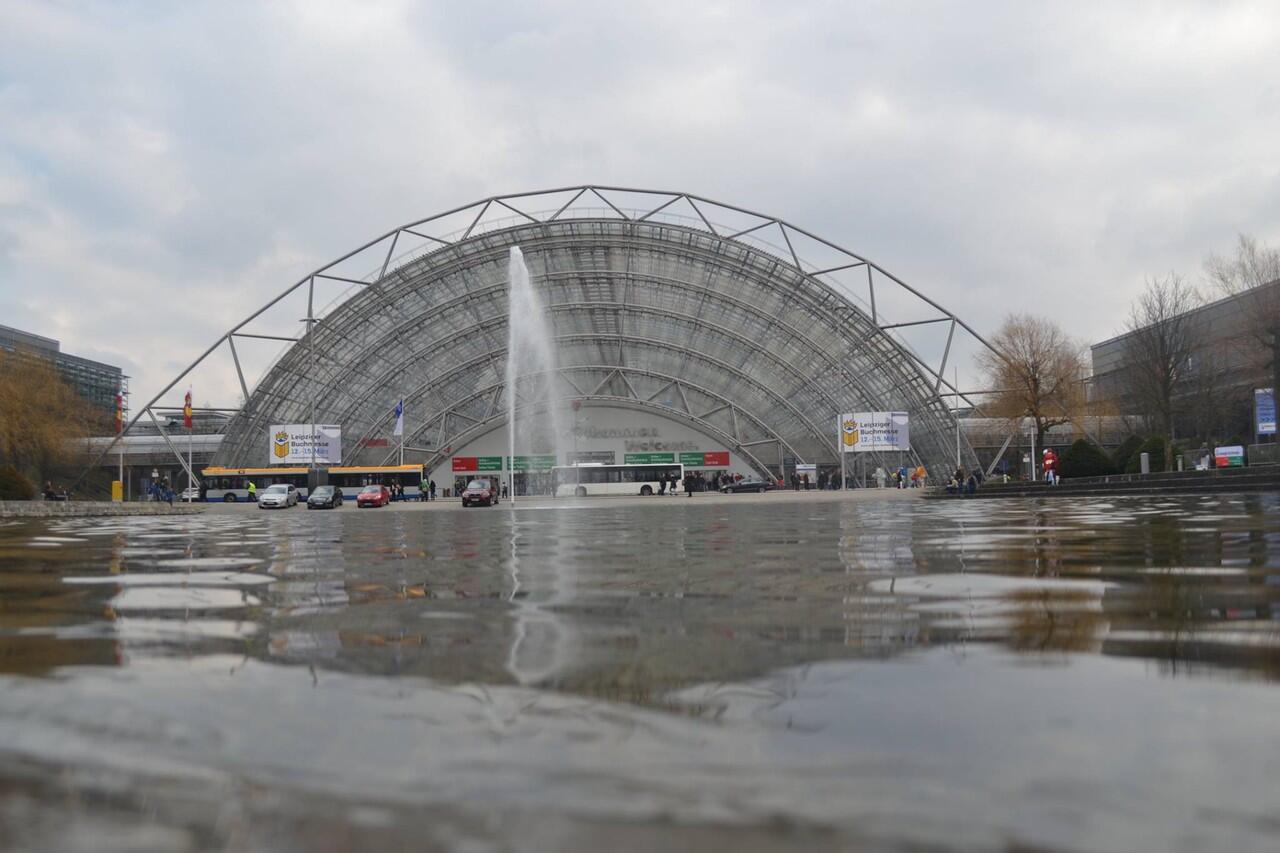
[306, 486, 344, 509]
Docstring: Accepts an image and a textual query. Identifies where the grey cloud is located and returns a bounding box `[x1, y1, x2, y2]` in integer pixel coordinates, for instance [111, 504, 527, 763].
[1, 0, 1278, 406]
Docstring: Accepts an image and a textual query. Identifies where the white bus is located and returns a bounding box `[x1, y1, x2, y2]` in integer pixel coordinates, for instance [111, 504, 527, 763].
[552, 463, 684, 497]
[201, 467, 311, 502]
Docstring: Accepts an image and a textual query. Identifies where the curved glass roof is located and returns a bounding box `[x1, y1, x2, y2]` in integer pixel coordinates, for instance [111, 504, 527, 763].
[211, 190, 985, 477]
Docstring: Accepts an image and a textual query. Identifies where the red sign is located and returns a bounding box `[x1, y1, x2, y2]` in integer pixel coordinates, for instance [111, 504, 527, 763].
[703, 451, 730, 467]
[452, 457, 478, 472]
[358, 438, 390, 448]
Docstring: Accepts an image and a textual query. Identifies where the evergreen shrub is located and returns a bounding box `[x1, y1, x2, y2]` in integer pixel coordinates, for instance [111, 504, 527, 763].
[1059, 439, 1116, 479]
[1111, 435, 1143, 473]
[1125, 436, 1167, 474]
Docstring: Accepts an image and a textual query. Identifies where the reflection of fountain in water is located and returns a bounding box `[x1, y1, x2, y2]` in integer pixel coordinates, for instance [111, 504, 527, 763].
[504, 510, 579, 686]
[505, 246, 565, 501]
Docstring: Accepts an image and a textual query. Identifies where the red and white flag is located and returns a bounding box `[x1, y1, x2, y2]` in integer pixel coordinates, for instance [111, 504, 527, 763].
[183, 389, 193, 429]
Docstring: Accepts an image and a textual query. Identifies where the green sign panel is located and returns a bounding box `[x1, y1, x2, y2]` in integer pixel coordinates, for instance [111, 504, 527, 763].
[510, 454, 557, 471]
[624, 453, 675, 465]
[477, 456, 504, 472]
[679, 452, 705, 467]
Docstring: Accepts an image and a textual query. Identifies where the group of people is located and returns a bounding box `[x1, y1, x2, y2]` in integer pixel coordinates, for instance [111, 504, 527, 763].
[945, 466, 983, 495]
[146, 477, 175, 505]
[872, 465, 927, 489]
[42, 481, 71, 502]
[418, 480, 437, 501]
[657, 470, 684, 495]
[788, 472, 844, 490]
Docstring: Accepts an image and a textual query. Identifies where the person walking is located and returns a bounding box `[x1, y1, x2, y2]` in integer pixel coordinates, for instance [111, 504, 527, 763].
[429, 480, 437, 501]
[1042, 448, 1059, 485]
[247, 480, 257, 502]
[683, 471, 694, 497]
[669, 470, 679, 496]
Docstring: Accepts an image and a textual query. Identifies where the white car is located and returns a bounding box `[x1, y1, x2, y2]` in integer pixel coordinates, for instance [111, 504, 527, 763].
[178, 486, 201, 502]
[257, 484, 299, 508]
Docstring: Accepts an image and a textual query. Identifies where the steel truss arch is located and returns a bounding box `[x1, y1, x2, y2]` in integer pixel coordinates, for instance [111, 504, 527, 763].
[379, 365, 797, 481]
[84, 185, 1002, 484]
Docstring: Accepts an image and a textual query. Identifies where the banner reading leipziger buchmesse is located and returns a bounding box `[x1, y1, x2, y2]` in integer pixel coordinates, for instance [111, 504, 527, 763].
[268, 424, 342, 464]
[839, 412, 910, 452]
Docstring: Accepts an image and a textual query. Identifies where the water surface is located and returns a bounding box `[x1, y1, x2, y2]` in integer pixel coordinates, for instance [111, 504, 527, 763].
[1, 495, 1278, 851]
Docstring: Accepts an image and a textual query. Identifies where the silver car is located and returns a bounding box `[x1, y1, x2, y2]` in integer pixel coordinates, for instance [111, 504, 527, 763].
[257, 484, 299, 509]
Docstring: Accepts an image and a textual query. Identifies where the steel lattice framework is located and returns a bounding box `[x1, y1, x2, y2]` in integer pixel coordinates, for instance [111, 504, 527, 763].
[96, 186, 1000, 482]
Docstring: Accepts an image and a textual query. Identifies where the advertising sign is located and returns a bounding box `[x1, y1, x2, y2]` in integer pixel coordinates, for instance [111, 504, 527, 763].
[838, 412, 910, 452]
[269, 424, 341, 465]
[1214, 445, 1245, 468]
[624, 452, 676, 465]
[1255, 388, 1276, 436]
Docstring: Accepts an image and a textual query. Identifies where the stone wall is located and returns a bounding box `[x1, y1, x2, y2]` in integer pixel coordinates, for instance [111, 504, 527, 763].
[0, 501, 205, 518]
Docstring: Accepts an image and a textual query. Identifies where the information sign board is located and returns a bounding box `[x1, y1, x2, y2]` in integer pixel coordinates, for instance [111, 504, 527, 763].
[677, 451, 730, 467]
[1255, 388, 1276, 436]
[510, 455, 556, 471]
[452, 456, 505, 472]
[624, 452, 676, 464]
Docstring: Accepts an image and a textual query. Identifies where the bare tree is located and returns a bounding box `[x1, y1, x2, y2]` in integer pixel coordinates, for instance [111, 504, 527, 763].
[1122, 273, 1201, 469]
[976, 314, 1087, 450]
[1204, 234, 1280, 402]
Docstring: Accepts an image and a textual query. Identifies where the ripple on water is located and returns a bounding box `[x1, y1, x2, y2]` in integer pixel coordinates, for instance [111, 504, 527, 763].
[109, 587, 264, 611]
[64, 572, 275, 587]
[148, 557, 267, 570]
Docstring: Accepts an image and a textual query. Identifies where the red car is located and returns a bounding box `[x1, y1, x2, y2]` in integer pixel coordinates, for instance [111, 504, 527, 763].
[460, 479, 499, 507]
[357, 484, 392, 508]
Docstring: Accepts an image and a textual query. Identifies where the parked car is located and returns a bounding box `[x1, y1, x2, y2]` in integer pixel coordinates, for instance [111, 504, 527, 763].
[258, 484, 300, 508]
[178, 486, 201, 502]
[357, 484, 392, 508]
[306, 485, 343, 509]
[720, 478, 777, 494]
[460, 479, 499, 507]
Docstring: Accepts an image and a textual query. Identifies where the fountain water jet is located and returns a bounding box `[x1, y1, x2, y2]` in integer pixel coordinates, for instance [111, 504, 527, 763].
[505, 247, 566, 501]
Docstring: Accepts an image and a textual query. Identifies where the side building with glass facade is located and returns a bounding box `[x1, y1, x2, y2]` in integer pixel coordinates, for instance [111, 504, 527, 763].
[0, 324, 123, 415]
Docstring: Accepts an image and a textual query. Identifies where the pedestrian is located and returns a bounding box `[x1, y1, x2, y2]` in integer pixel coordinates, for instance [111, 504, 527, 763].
[683, 471, 694, 497]
[1042, 448, 1059, 485]
[874, 467, 886, 488]
[247, 480, 257, 502]
[915, 465, 926, 488]
[429, 480, 437, 501]
[659, 474, 667, 495]
[669, 470, 679, 495]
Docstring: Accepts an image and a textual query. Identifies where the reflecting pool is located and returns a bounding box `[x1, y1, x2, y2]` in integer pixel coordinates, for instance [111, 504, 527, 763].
[2, 494, 1279, 851]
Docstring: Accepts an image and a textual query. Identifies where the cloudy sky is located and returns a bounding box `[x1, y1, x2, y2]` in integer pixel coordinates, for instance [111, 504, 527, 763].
[2, 1, 1278, 408]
